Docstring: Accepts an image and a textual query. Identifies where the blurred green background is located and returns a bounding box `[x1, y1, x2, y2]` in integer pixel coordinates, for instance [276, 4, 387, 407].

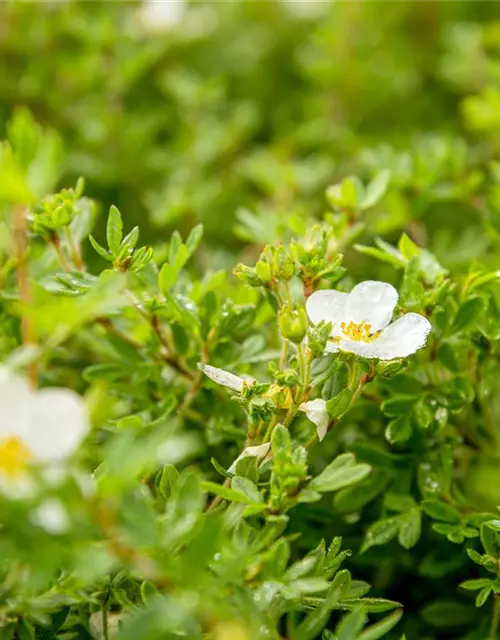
[3, 4, 500, 638]
[2, 0, 500, 272]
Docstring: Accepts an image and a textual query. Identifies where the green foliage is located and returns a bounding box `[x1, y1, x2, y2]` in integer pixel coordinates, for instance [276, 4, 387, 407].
[2, 2, 500, 639]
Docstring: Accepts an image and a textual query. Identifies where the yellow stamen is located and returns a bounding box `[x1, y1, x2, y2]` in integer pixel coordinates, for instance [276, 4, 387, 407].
[341, 321, 380, 342]
[0, 437, 31, 477]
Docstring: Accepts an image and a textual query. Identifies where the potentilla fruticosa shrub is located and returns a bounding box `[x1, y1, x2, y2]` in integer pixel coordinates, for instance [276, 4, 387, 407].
[2, 112, 500, 640]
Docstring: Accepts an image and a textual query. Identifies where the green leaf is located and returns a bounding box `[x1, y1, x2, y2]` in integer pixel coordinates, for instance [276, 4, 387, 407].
[384, 493, 417, 513]
[326, 388, 352, 418]
[398, 508, 421, 549]
[120, 225, 140, 251]
[107, 204, 123, 255]
[296, 579, 344, 640]
[272, 424, 291, 453]
[169, 230, 183, 264]
[481, 522, 500, 558]
[362, 517, 401, 553]
[210, 457, 232, 479]
[158, 263, 179, 294]
[37, 607, 70, 640]
[422, 500, 461, 524]
[385, 416, 412, 444]
[475, 587, 492, 607]
[292, 578, 331, 594]
[341, 177, 359, 208]
[360, 169, 391, 209]
[335, 607, 366, 640]
[358, 609, 403, 640]
[420, 600, 476, 628]
[89, 234, 113, 261]
[311, 454, 371, 493]
[470, 271, 500, 291]
[343, 597, 401, 613]
[334, 471, 390, 514]
[186, 223, 203, 256]
[485, 519, 500, 532]
[173, 243, 189, 271]
[460, 578, 492, 591]
[0, 622, 16, 640]
[201, 481, 255, 505]
[452, 297, 485, 333]
[157, 464, 179, 500]
[234, 454, 259, 483]
[286, 555, 320, 581]
[381, 395, 418, 416]
[354, 243, 405, 268]
[397, 232, 420, 261]
[140, 580, 159, 605]
[231, 477, 263, 504]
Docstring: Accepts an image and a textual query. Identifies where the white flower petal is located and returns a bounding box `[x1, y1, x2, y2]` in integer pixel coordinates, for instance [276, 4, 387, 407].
[335, 338, 382, 359]
[228, 443, 271, 474]
[0, 367, 31, 440]
[32, 499, 70, 535]
[336, 312, 431, 360]
[306, 290, 348, 333]
[368, 312, 431, 360]
[299, 398, 329, 441]
[140, 0, 185, 31]
[200, 364, 247, 392]
[27, 389, 89, 463]
[345, 281, 398, 333]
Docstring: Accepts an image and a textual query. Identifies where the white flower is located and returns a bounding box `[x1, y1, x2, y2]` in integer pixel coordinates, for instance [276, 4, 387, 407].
[32, 499, 70, 535]
[0, 367, 89, 492]
[306, 280, 431, 360]
[228, 443, 271, 474]
[299, 399, 329, 441]
[280, 0, 332, 19]
[140, 0, 185, 31]
[199, 364, 255, 392]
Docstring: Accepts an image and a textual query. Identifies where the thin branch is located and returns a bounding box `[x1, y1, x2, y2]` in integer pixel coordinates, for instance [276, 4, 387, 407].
[50, 233, 71, 272]
[13, 205, 37, 388]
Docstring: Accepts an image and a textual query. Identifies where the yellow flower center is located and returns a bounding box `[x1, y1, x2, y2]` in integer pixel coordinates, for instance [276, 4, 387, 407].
[0, 437, 31, 477]
[340, 321, 380, 342]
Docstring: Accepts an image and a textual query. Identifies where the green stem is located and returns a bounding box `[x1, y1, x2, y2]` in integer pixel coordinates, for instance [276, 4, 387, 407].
[280, 339, 289, 370]
[263, 414, 279, 443]
[66, 227, 84, 271]
[102, 601, 109, 640]
[51, 233, 71, 272]
[490, 595, 500, 640]
[297, 345, 307, 390]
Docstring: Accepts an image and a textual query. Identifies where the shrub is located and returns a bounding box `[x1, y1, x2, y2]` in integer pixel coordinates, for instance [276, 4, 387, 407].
[2, 2, 500, 639]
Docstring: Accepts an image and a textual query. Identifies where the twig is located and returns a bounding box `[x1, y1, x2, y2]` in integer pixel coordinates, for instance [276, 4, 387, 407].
[207, 477, 231, 511]
[66, 227, 85, 271]
[50, 233, 71, 272]
[97, 318, 194, 381]
[13, 206, 37, 388]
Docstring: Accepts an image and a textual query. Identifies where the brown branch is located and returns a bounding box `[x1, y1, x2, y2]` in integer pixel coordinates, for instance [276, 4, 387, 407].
[13, 206, 37, 388]
[50, 233, 71, 272]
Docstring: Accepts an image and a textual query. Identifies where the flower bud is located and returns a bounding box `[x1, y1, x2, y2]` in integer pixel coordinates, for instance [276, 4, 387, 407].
[255, 260, 271, 284]
[278, 304, 308, 344]
[265, 384, 293, 409]
[375, 358, 408, 378]
[272, 246, 295, 281]
[233, 264, 262, 287]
